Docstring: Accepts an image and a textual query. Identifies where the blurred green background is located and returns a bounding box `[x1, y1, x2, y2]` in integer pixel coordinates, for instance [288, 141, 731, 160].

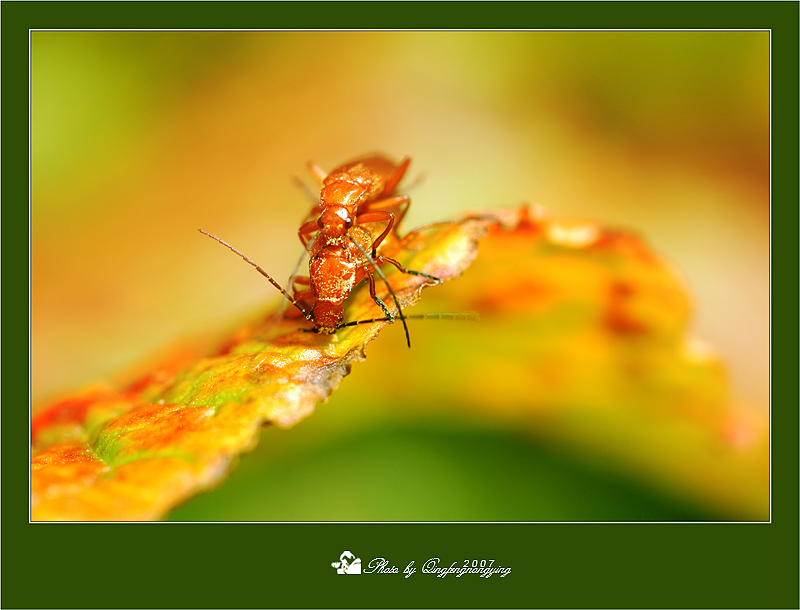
[31, 31, 768, 521]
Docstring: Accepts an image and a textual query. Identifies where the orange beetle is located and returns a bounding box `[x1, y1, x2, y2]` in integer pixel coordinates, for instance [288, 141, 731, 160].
[200, 154, 440, 347]
[291, 154, 439, 341]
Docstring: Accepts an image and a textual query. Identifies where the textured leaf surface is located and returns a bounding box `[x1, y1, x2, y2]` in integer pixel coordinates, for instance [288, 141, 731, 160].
[31, 206, 766, 521]
[356, 206, 768, 519]
[31, 217, 493, 521]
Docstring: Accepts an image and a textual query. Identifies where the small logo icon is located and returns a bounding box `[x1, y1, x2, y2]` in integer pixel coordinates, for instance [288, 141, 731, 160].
[332, 550, 362, 574]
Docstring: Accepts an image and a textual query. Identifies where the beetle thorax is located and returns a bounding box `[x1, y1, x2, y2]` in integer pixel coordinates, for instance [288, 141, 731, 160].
[318, 206, 351, 240]
[320, 165, 380, 207]
[312, 302, 344, 334]
[310, 245, 357, 305]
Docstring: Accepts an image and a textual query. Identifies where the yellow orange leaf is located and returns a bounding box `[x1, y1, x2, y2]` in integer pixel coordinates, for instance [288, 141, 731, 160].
[357, 206, 767, 519]
[31, 215, 494, 521]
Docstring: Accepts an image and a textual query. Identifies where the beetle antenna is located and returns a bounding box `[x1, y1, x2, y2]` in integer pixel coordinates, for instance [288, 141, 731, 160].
[336, 312, 480, 329]
[274, 232, 315, 319]
[292, 174, 321, 205]
[198, 228, 312, 321]
[346, 235, 411, 348]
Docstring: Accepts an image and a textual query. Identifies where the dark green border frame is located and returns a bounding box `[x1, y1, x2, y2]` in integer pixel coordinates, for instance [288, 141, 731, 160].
[4, 2, 797, 608]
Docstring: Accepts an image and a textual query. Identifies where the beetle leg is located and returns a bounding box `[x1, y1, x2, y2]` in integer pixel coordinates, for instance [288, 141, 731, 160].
[380, 255, 442, 284]
[356, 209, 396, 256]
[298, 219, 320, 249]
[378, 156, 411, 196]
[367, 272, 394, 322]
[306, 161, 327, 183]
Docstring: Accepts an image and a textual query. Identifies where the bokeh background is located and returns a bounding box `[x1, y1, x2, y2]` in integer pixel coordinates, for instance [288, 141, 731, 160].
[31, 31, 769, 521]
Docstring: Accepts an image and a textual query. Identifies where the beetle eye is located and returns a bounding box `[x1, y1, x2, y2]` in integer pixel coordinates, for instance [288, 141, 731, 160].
[345, 218, 353, 229]
[317, 217, 324, 229]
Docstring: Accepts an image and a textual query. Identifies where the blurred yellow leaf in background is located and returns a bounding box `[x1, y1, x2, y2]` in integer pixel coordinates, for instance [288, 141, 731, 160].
[31, 31, 768, 522]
